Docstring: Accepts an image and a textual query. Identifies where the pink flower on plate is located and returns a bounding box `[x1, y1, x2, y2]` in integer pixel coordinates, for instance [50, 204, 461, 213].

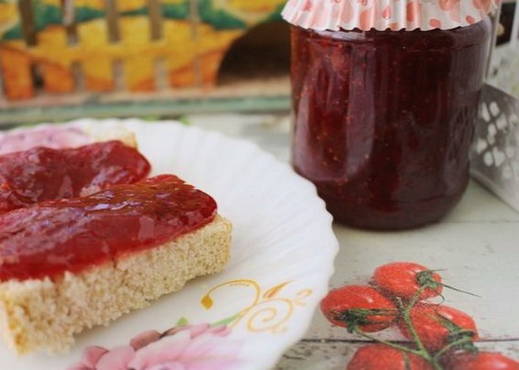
[69, 346, 135, 370]
[68, 324, 242, 370]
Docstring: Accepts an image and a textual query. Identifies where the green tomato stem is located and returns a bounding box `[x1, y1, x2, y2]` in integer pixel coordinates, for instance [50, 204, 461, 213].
[433, 337, 474, 361]
[354, 328, 444, 369]
[399, 288, 432, 358]
[353, 328, 423, 357]
[348, 285, 458, 369]
[440, 283, 480, 298]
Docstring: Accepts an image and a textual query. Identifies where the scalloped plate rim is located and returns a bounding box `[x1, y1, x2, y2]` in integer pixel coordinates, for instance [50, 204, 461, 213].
[0, 118, 339, 370]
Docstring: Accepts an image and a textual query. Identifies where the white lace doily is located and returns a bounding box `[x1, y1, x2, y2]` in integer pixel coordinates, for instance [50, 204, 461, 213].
[471, 84, 519, 212]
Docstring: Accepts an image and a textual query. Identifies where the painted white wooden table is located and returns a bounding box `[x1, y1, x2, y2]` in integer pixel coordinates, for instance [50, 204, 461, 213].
[187, 113, 519, 369]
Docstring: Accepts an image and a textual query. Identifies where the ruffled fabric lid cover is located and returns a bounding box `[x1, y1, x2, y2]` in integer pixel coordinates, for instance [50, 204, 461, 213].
[282, 0, 498, 31]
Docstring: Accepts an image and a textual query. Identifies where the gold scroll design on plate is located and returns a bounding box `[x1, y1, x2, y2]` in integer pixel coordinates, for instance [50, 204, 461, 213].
[201, 279, 312, 334]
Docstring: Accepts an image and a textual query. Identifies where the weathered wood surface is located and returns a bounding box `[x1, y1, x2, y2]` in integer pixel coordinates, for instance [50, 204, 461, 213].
[187, 113, 519, 369]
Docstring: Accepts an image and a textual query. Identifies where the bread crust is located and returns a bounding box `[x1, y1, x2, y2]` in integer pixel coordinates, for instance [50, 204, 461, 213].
[0, 215, 231, 354]
[82, 124, 137, 148]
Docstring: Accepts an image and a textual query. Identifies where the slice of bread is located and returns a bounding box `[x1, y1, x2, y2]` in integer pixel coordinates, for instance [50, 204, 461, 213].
[0, 123, 137, 156]
[0, 215, 232, 354]
[81, 123, 137, 148]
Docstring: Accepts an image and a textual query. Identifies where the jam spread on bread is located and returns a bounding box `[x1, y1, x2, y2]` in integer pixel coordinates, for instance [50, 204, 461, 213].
[0, 141, 150, 213]
[0, 175, 217, 281]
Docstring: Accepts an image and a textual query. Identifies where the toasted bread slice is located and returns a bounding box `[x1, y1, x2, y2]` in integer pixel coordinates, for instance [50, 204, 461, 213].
[0, 123, 137, 156]
[0, 215, 231, 354]
[81, 123, 137, 148]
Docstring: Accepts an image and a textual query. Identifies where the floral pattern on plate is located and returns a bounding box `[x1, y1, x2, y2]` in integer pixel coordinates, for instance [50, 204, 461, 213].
[69, 324, 242, 370]
[69, 279, 313, 369]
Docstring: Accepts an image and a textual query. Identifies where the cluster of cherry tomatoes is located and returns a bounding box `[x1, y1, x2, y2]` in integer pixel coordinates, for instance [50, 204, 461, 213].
[320, 262, 519, 370]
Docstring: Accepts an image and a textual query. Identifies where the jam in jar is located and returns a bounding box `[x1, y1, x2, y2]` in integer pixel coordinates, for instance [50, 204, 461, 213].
[290, 20, 492, 229]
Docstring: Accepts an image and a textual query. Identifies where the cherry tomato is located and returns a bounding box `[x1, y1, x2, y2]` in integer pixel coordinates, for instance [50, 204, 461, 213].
[445, 351, 519, 370]
[373, 262, 443, 300]
[321, 285, 397, 332]
[399, 303, 478, 352]
[347, 344, 432, 370]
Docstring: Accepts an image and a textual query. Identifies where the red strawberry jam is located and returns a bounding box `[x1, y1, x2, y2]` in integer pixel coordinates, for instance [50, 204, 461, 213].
[0, 141, 151, 213]
[290, 21, 491, 229]
[0, 175, 217, 281]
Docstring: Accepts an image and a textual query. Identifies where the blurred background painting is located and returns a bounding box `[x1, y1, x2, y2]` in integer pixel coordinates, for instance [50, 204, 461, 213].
[0, 0, 518, 125]
[0, 0, 290, 123]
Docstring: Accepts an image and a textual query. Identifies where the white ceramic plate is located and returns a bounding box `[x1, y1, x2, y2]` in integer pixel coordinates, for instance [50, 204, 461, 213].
[0, 119, 339, 370]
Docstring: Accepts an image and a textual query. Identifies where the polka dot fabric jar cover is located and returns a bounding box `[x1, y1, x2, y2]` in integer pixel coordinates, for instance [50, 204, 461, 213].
[282, 0, 498, 31]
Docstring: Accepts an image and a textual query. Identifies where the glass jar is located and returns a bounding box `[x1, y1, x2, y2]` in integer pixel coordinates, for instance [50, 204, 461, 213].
[291, 20, 492, 230]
